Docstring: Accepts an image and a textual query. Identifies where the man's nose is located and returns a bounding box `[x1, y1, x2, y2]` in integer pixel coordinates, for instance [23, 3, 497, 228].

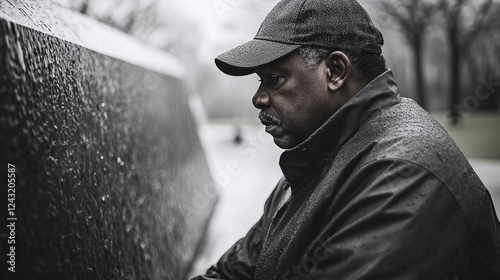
[252, 87, 270, 109]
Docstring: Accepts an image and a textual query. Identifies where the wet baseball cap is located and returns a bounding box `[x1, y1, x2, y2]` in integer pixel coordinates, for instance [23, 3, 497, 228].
[215, 0, 384, 76]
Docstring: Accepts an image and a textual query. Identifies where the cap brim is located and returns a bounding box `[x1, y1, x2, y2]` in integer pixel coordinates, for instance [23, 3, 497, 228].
[215, 39, 301, 76]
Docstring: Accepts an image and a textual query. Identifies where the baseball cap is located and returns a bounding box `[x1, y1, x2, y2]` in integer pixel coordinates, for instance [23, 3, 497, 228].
[215, 0, 384, 76]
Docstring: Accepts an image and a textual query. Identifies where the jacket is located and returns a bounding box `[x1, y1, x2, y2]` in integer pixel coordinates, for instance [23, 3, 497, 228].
[192, 70, 500, 280]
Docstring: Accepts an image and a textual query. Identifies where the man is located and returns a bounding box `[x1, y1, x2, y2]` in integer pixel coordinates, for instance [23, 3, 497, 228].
[192, 0, 500, 279]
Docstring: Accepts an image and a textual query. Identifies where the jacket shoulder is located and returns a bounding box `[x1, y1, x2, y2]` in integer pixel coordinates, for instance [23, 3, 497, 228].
[341, 98, 500, 275]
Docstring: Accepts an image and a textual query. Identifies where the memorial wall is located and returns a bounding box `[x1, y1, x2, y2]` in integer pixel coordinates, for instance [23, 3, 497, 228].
[0, 1, 216, 279]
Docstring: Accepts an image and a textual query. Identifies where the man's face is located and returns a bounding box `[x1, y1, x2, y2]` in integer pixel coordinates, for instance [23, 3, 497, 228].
[253, 52, 337, 149]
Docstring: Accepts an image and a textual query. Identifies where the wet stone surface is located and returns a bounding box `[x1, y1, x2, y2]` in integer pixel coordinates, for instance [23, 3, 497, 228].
[0, 19, 215, 280]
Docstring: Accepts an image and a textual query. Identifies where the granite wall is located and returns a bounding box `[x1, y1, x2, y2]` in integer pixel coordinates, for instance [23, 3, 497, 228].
[0, 2, 216, 279]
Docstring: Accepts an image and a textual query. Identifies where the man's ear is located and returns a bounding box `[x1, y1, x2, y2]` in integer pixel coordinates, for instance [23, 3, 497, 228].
[325, 51, 350, 92]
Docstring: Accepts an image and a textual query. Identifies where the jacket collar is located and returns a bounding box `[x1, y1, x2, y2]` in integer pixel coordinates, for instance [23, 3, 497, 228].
[279, 70, 401, 186]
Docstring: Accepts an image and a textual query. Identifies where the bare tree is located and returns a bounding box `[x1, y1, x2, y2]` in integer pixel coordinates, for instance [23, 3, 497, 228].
[438, 0, 500, 124]
[56, 0, 196, 55]
[379, 0, 438, 111]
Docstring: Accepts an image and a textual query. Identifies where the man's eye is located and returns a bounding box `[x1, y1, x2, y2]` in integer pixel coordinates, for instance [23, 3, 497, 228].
[267, 75, 282, 88]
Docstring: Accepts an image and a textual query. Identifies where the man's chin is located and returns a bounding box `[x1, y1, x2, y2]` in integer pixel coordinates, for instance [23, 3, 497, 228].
[273, 136, 301, 150]
[265, 126, 304, 149]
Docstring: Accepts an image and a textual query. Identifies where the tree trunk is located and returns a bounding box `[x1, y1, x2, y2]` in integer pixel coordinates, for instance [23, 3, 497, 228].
[413, 39, 427, 110]
[449, 39, 462, 125]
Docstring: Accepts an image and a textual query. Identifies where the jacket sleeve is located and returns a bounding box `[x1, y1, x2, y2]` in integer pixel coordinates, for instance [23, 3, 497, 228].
[190, 221, 263, 280]
[191, 178, 289, 280]
[302, 159, 484, 280]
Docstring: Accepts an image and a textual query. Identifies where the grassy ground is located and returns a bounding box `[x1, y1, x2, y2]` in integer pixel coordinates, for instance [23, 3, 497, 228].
[433, 113, 500, 159]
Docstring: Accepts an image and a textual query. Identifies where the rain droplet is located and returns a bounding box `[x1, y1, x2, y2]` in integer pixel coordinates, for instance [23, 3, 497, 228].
[117, 157, 125, 166]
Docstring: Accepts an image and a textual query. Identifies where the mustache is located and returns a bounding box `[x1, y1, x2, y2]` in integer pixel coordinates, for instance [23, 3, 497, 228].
[259, 112, 282, 125]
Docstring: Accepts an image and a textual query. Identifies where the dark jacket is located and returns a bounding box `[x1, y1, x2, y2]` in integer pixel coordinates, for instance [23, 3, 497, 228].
[193, 70, 500, 280]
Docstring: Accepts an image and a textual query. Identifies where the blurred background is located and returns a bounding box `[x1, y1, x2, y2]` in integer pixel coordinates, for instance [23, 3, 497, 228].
[54, 0, 500, 277]
[54, 0, 500, 122]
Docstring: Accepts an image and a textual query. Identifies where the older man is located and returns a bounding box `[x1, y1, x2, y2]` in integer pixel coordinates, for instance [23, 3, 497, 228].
[192, 0, 500, 279]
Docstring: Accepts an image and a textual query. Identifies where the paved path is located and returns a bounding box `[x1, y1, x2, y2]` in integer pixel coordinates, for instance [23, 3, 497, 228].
[187, 123, 500, 279]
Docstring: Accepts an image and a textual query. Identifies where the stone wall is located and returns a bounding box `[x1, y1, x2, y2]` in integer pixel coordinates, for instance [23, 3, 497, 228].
[0, 1, 216, 279]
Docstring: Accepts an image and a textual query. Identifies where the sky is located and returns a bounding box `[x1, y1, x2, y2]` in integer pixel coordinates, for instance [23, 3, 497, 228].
[166, 0, 279, 63]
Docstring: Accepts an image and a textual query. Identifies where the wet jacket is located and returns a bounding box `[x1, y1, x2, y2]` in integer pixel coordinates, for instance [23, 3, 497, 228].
[192, 70, 500, 280]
